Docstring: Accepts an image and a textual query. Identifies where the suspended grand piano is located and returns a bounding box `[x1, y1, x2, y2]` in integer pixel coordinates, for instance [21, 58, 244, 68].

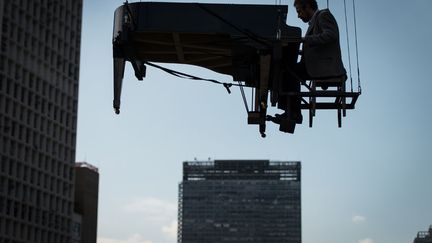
[112, 1, 360, 137]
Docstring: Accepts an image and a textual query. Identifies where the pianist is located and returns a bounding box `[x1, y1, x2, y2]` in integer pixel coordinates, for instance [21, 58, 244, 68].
[272, 0, 346, 126]
[294, 0, 346, 80]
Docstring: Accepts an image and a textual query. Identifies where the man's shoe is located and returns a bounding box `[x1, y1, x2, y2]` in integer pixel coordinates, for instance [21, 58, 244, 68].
[293, 113, 303, 124]
[279, 119, 296, 133]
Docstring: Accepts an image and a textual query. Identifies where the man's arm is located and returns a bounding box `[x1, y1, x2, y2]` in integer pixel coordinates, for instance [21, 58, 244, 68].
[303, 10, 339, 46]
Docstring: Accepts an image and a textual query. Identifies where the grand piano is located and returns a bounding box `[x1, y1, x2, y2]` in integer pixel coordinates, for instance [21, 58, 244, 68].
[112, 1, 359, 137]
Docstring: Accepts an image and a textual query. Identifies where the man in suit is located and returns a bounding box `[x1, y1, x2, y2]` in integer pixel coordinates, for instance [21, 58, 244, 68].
[269, 0, 346, 131]
[295, 0, 346, 80]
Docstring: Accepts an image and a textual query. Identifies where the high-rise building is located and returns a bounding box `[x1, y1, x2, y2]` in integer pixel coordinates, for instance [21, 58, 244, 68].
[178, 160, 301, 243]
[415, 226, 432, 243]
[73, 162, 99, 243]
[0, 1, 82, 243]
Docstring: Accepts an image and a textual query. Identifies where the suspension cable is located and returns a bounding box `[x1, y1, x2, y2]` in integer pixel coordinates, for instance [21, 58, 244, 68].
[251, 88, 255, 112]
[352, 0, 362, 94]
[343, 0, 354, 92]
[144, 61, 254, 113]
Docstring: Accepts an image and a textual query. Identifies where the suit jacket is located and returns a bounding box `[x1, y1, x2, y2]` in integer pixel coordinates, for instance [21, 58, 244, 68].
[302, 9, 346, 79]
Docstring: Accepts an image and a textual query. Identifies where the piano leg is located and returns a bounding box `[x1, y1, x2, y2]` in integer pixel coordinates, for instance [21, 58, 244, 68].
[257, 55, 271, 138]
[113, 58, 126, 114]
[259, 99, 267, 138]
[270, 42, 283, 107]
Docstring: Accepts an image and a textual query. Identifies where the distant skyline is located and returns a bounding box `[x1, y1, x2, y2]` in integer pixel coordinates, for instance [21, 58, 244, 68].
[77, 0, 432, 243]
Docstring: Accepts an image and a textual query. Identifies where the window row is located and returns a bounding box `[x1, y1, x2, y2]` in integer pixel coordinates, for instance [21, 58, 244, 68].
[0, 190, 73, 217]
[1, 128, 76, 162]
[0, 99, 77, 142]
[0, 168, 74, 199]
[0, 153, 75, 182]
[0, 35, 80, 80]
[0, 58, 79, 97]
[2, 178, 74, 203]
[1, 14, 80, 63]
[5, 1, 82, 49]
[0, 215, 70, 243]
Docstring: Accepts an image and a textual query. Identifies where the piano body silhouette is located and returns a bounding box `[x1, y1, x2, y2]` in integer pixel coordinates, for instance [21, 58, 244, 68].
[113, 2, 359, 137]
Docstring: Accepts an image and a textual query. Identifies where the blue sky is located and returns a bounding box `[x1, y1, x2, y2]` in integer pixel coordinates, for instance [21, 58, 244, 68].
[76, 0, 432, 243]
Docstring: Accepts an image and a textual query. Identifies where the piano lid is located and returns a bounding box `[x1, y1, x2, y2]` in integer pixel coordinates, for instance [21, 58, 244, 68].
[113, 2, 301, 79]
[113, 2, 297, 46]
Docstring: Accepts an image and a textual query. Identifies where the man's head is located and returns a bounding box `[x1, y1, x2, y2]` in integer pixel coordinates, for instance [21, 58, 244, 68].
[294, 0, 318, 23]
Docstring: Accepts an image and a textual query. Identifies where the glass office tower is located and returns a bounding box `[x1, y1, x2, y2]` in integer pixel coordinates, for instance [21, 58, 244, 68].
[178, 160, 301, 243]
[415, 226, 432, 243]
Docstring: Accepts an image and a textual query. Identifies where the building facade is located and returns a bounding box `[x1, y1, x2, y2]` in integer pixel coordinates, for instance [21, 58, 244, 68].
[0, 1, 82, 242]
[73, 162, 99, 243]
[415, 226, 432, 243]
[178, 160, 301, 243]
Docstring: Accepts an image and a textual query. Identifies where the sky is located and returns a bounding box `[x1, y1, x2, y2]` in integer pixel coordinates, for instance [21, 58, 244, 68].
[76, 0, 432, 243]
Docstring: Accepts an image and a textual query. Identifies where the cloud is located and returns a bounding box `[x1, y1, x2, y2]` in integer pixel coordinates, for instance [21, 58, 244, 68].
[98, 234, 152, 243]
[162, 220, 178, 239]
[352, 215, 366, 223]
[359, 238, 373, 243]
[123, 198, 177, 222]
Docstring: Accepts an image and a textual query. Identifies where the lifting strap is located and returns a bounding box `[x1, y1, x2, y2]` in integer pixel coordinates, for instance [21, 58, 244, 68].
[144, 62, 251, 113]
[144, 62, 237, 94]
